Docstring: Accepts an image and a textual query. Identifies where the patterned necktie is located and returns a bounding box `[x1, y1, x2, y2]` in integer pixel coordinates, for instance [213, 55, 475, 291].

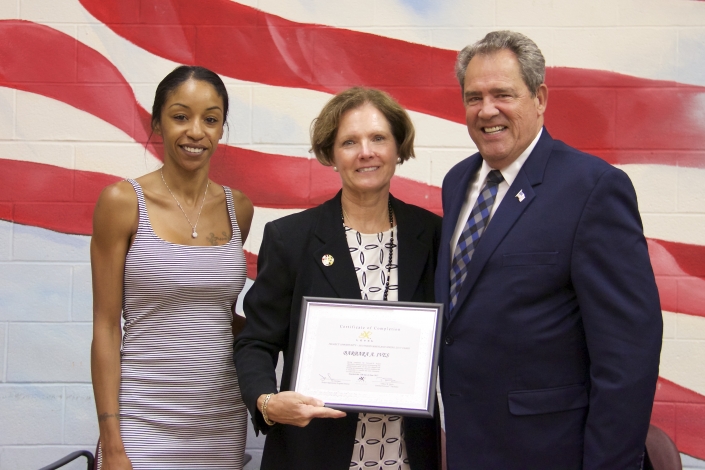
[449, 169, 504, 312]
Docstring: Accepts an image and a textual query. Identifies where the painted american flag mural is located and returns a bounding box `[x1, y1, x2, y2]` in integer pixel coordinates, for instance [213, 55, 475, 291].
[0, 0, 704, 466]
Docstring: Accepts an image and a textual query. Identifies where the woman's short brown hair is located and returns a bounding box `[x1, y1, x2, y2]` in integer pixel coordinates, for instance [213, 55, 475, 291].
[310, 87, 415, 166]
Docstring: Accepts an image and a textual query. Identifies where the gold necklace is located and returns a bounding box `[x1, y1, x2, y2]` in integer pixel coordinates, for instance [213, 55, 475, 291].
[160, 169, 210, 239]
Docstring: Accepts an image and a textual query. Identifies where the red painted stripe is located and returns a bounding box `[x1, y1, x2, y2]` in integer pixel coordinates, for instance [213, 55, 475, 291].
[652, 377, 705, 459]
[2, 158, 703, 319]
[210, 146, 442, 212]
[77, 0, 462, 121]
[648, 239, 705, 318]
[0, 159, 119, 234]
[244, 250, 258, 280]
[77, 0, 705, 168]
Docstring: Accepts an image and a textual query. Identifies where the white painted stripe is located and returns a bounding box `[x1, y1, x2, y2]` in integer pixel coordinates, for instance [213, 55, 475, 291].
[6, 83, 470, 186]
[9, 0, 705, 88]
[2, 88, 161, 178]
[661, 311, 705, 397]
[244, 207, 303, 255]
[236, 0, 705, 87]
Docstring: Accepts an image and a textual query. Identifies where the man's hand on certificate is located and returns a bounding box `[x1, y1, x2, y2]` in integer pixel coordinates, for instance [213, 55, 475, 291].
[258, 391, 346, 427]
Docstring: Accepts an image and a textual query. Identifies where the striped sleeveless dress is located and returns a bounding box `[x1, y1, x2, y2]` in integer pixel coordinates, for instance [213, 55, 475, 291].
[98, 179, 248, 469]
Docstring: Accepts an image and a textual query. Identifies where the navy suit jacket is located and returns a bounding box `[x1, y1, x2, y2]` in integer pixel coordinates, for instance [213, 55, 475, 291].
[234, 192, 442, 470]
[435, 129, 662, 469]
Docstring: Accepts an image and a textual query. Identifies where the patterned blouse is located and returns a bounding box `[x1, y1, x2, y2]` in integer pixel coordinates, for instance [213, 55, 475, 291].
[345, 224, 410, 470]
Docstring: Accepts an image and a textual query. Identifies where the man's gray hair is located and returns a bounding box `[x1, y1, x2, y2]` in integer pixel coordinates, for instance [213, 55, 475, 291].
[455, 30, 546, 96]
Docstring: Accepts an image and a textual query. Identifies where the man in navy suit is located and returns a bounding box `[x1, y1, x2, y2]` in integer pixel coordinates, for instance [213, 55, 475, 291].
[435, 31, 663, 469]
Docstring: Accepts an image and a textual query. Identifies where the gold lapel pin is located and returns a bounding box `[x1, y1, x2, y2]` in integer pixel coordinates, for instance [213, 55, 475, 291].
[321, 254, 334, 266]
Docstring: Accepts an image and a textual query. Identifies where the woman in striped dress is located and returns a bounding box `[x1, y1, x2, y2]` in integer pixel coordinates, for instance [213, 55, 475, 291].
[91, 66, 253, 469]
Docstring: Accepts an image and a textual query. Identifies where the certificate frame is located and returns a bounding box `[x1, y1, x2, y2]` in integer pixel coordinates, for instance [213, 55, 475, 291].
[290, 296, 443, 418]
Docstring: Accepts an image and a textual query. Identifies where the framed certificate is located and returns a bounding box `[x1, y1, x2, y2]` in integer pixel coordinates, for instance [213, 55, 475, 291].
[290, 296, 444, 418]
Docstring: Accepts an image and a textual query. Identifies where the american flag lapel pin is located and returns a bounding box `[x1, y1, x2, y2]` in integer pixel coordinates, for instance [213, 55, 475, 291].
[516, 190, 525, 202]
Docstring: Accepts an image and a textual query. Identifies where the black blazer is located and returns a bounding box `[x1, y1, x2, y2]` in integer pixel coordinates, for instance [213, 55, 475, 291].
[234, 191, 442, 470]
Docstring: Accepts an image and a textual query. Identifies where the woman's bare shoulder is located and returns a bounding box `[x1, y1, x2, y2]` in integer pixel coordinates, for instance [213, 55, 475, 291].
[230, 189, 253, 215]
[93, 180, 139, 236]
[97, 180, 138, 208]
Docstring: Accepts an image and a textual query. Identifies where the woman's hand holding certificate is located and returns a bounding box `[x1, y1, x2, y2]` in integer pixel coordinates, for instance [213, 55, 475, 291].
[256, 391, 346, 427]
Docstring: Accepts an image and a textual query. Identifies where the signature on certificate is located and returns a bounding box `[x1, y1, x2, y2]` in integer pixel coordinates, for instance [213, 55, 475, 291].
[319, 373, 348, 384]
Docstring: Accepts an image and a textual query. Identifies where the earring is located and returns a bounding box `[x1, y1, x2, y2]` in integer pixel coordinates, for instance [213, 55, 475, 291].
[396, 157, 402, 164]
[333, 166, 338, 172]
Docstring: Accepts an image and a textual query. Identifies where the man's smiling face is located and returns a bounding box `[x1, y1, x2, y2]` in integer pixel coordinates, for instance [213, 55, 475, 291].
[463, 49, 547, 169]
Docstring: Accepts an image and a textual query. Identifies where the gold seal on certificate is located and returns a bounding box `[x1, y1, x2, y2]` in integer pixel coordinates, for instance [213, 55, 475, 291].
[290, 297, 443, 417]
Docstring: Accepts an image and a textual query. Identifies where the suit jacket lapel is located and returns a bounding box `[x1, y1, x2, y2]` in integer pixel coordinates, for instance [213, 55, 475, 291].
[448, 129, 554, 324]
[312, 192, 361, 300]
[392, 196, 430, 302]
[311, 192, 433, 302]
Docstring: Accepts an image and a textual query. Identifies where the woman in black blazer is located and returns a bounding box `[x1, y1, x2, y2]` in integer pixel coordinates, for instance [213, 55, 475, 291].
[234, 87, 442, 470]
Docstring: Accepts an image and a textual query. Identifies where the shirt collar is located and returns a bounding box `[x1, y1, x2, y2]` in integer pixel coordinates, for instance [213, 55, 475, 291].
[477, 127, 543, 186]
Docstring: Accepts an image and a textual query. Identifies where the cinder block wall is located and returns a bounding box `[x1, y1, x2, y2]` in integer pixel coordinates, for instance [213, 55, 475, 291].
[1, 0, 705, 469]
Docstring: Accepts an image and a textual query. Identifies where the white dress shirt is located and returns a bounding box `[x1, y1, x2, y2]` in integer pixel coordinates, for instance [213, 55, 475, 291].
[450, 129, 543, 262]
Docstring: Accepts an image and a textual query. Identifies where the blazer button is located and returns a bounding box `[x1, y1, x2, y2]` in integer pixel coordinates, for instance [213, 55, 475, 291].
[444, 336, 454, 345]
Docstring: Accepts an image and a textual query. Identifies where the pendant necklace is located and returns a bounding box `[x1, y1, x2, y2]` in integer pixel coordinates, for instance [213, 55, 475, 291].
[160, 168, 210, 239]
[342, 199, 395, 301]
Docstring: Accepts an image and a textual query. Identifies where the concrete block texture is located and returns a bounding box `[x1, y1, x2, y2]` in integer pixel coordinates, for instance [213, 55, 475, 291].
[0, 142, 74, 170]
[222, 85, 253, 145]
[617, 0, 705, 27]
[683, 454, 705, 469]
[251, 85, 329, 145]
[677, 166, 705, 213]
[549, 27, 679, 83]
[642, 214, 705, 247]
[6, 323, 92, 382]
[0, 445, 95, 470]
[0, 385, 63, 445]
[15, 91, 133, 143]
[677, 28, 705, 87]
[676, 312, 705, 341]
[0, 323, 6, 382]
[20, 0, 99, 24]
[0, 264, 72, 322]
[354, 27, 432, 47]
[76, 24, 178, 90]
[395, 153, 431, 186]
[74, 143, 160, 180]
[0, 0, 18, 18]
[662, 311, 677, 340]
[71, 264, 93, 322]
[410, 110, 469, 149]
[372, 0, 495, 28]
[423, 148, 476, 188]
[496, 0, 620, 27]
[620, 163, 678, 213]
[257, 0, 376, 28]
[64, 385, 98, 445]
[0, 87, 14, 140]
[661, 339, 705, 399]
[13, 224, 90, 262]
[0, 221, 11, 261]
